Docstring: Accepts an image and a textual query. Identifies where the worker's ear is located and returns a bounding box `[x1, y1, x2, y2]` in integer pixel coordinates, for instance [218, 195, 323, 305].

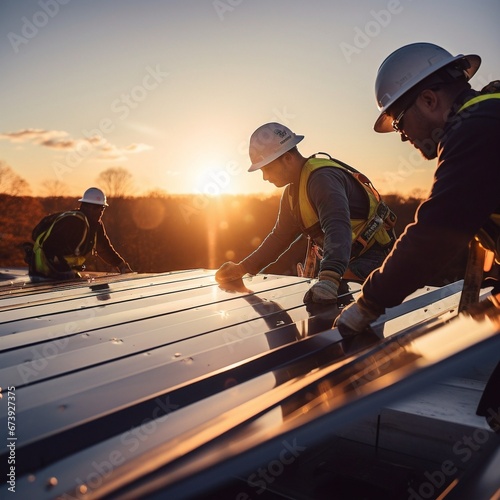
[418, 88, 440, 112]
[281, 151, 294, 165]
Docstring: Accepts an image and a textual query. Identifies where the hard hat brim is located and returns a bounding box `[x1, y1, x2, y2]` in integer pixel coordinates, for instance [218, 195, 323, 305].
[248, 135, 304, 172]
[374, 53, 481, 133]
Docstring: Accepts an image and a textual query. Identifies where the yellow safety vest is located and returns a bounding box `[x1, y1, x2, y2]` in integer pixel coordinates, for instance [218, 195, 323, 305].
[288, 156, 396, 258]
[457, 93, 500, 261]
[33, 211, 95, 275]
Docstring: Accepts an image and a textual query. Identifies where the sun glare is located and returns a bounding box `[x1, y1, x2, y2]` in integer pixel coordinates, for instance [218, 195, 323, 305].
[194, 164, 242, 196]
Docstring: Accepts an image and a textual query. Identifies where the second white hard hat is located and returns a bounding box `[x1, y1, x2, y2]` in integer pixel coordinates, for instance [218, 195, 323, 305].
[374, 42, 481, 132]
[78, 187, 108, 206]
[248, 122, 304, 172]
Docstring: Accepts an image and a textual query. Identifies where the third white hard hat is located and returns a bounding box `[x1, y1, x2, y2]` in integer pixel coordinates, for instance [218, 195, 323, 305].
[78, 187, 108, 206]
[248, 122, 304, 172]
[374, 42, 481, 132]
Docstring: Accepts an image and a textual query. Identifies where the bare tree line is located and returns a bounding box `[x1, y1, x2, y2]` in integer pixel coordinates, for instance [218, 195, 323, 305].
[0, 162, 31, 196]
[0, 163, 135, 198]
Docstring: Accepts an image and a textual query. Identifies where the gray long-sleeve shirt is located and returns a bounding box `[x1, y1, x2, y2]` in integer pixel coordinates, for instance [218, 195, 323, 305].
[241, 164, 369, 276]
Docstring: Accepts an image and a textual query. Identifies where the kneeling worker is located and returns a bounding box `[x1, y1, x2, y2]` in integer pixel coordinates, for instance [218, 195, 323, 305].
[215, 122, 396, 304]
[25, 187, 133, 280]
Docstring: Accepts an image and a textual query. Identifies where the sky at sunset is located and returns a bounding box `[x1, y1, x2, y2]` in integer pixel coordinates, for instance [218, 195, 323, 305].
[1, 0, 499, 198]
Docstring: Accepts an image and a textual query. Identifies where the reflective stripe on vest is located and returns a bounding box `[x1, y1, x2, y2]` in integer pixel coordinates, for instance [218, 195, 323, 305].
[457, 92, 500, 114]
[288, 157, 395, 257]
[33, 211, 92, 274]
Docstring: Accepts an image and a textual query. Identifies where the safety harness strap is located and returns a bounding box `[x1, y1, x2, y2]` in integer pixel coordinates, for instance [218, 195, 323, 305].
[310, 154, 397, 257]
[351, 200, 397, 258]
[289, 154, 396, 258]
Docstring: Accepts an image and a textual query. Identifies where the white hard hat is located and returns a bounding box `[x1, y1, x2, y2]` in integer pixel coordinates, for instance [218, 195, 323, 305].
[374, 42, 481, 132]
[248, 122, 304, 172]
[78, 187, 108, 206]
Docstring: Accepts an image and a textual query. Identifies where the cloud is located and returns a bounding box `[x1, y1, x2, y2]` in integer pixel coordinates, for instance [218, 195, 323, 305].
[93, 141, 152, 159]
[0, 128, 153, 159]
[124, 143, 153, 153]
[99, 142, 117, 153]
[39, 138, 78, 150]
[0, 128, 67, 143]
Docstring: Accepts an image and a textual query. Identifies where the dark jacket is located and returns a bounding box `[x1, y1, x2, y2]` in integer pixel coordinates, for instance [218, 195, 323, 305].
[363, 89, 500, 308]
[36, 212, 126, 274]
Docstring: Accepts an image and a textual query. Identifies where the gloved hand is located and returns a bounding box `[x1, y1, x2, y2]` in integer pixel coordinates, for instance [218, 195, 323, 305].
[334, 294, 383, 338]
[303, 270, 341, 304]
[215, 261, 247, 284]
[117, 262, 134, 274]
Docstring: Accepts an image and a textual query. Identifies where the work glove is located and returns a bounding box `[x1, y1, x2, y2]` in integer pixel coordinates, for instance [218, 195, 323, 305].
[334, 294, 383, 338]
[117, 262, 134, 274]
[215, 261, 247, 284]
[303, 270, 341, 304]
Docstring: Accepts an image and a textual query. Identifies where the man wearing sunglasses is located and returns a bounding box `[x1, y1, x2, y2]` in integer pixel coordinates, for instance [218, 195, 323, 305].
[25, 187, 133, 280]
[335, 42, 500, 336]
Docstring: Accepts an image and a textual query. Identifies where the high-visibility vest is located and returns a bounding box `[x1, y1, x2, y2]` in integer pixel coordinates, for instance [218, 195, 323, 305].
[33, 211, 95, 275]
[457, 92, 500, 261]
[287, 155, 396, 258]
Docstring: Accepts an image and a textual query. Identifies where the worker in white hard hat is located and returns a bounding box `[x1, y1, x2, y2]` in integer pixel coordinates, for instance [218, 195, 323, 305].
[215, 122, 397, 304]
[335, 42, 500, 339]
[24, 187, 133, 280]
